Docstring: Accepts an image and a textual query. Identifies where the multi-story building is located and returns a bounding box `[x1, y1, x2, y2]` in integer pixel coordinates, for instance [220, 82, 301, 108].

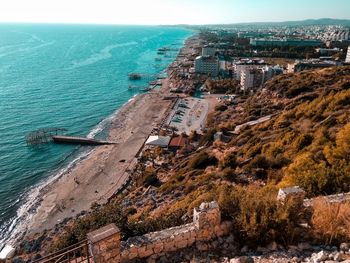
[240, 68, 263, 90]
[232, 59, 266, 81]
[346, 46, 350, 63]
[195, 56, 219, 77]
[250, 38, 323, 47]
[240, 65, 283, 91]
[287, 59, 339, 73]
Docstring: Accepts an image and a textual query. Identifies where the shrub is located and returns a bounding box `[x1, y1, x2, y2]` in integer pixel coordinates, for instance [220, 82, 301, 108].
[220, 151, 237, 169]
[215, 104, 228, 112]
[248, 155, 270, 170]
[219, 185, 306, 246]
[136, 169, 160, 187]
[188, 152, 218, 170]
[293, 134, 313, 151]
[311, 198, 350, 244]
[222, 168, 236, 182]
[51, 201, 131, 251]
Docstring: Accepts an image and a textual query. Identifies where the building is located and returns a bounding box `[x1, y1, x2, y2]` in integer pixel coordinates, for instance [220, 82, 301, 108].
[232, 59, 266, 81]
[261, 65, 283, 83]
[202, 45, 216, 56]
[168, 136, 188, 151]
[145, 136, 171, 148]
[195, 56, 219, 77]
[316, 48, 341, 56]
[250, 38, 323, 47]
[240, 68, 263, 90]
[287, 59, 339, 73]
[346, 46, 350, 63]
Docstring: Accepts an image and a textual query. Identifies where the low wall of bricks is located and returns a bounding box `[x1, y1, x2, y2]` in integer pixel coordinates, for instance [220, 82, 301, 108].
[87, 201, 232, 263]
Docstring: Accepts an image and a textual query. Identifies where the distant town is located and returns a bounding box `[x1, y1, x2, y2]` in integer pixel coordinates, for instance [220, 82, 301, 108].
[166, 21, 350, 95]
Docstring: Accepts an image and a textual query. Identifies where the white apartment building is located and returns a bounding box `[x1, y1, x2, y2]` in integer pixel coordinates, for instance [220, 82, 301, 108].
[240, 68, 263, 90]
[346, 46, 350, 63]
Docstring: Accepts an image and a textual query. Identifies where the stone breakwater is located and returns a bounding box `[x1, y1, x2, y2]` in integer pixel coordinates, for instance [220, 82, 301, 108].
[87, 201, 232, 263]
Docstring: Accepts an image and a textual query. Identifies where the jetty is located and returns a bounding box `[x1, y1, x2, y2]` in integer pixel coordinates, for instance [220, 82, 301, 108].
[52, 136, 116, 146]
[26, 128, 115, 146]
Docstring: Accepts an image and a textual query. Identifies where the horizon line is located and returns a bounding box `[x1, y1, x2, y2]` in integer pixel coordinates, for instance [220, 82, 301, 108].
[0, 17, 349, 27]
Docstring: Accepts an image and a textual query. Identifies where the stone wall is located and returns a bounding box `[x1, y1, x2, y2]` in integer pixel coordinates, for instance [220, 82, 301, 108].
[87, 201, 232, 263]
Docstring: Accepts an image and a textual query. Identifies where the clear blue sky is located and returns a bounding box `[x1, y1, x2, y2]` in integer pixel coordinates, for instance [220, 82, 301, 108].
[0, 0, 349, 25]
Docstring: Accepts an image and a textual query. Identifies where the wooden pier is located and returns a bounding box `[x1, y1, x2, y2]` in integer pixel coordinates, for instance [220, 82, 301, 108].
[52, 136, 116, 146]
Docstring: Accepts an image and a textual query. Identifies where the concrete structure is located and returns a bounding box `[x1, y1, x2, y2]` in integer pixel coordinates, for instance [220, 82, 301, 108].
[87, 201, 232, 263]
[346, 46, 350, 63]
[277, 186, 306, 202]
[287, 59, 339, 73]
[232, 59, 266, 81]
[195, 56, 219, 77]
[145, 136, 171, 148]
[250, 38, 323, 47]
[0, 245, 16, 260]
[240, 68, 264, 90]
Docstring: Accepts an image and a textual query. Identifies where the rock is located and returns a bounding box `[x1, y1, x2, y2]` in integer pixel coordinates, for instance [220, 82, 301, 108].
[266, 241, 278, 251]
[333, 252, 344, 261]
[241, 245, 249, 254]
[292, 256, 302, 263]
[196, 242, 209, 251]
[230, 256, 254, 263]
[257, 246, 269, 254]
[212, 240, 219, 249]
[226, 234, 235, 243]
[340, 243, 350, 252]
[312, 251, 329, 262]
[298, 242, 313, 251]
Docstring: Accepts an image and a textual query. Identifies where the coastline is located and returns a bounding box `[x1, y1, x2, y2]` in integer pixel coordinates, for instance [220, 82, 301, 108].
[6, 34, 198, 243]
[25, 87, 173, 236]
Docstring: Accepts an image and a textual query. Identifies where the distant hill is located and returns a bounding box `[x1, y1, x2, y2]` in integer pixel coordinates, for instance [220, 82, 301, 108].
[194, 18, 350, 28]
[267, 18, 350, 26]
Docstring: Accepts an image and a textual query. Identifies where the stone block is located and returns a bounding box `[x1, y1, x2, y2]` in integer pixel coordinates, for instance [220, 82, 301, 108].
[128, 251, 139, 260]
[163, 241, 174, 250]
[121, 249, 130, 259]
[193, 201, 221, 229]
[153, 244, 164, 254]
[175, 239, 188, 249]
[87, 224, 121, 244]
[139, 247, 154, 258]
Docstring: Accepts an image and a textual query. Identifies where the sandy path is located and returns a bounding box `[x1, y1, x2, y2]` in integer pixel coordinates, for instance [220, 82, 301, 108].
[26, 91, 171, 235]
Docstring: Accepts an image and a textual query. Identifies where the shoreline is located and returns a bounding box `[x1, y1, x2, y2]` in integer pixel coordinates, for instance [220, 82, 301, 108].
[4, 34, 198, 244]
[25, 87, 173, 236]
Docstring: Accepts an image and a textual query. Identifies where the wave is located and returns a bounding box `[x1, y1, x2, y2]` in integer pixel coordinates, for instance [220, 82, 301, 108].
[0, 41, 55, 59]
[0, 93, 141, 248]
[87, 94, 138, 139]
[70, 41, 138, 69]
[0, 147, 94, 249]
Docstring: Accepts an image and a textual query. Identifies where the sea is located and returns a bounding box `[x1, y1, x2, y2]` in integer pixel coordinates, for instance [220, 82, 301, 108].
[0, 24, 192, 247]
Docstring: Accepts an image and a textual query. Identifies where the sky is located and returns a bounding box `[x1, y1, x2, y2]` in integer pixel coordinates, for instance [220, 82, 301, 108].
[0, 0, 349, 25]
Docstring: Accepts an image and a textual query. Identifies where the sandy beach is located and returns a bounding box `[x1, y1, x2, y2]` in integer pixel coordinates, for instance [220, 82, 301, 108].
[15, 35, 201, 239]
[25, 90, 172, 235]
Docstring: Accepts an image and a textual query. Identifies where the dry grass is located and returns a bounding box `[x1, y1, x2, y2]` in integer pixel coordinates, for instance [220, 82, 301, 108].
[311, 198, 350, 244]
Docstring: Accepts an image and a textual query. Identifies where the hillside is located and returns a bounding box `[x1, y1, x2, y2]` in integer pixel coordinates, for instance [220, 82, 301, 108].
[15, 67, 350, 262]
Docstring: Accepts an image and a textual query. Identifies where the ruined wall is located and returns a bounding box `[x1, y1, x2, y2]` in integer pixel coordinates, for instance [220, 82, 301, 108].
[87, 201, 232, 263]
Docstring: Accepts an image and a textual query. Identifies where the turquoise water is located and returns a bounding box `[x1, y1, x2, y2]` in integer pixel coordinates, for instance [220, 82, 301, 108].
[0, 24, 191, 245]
